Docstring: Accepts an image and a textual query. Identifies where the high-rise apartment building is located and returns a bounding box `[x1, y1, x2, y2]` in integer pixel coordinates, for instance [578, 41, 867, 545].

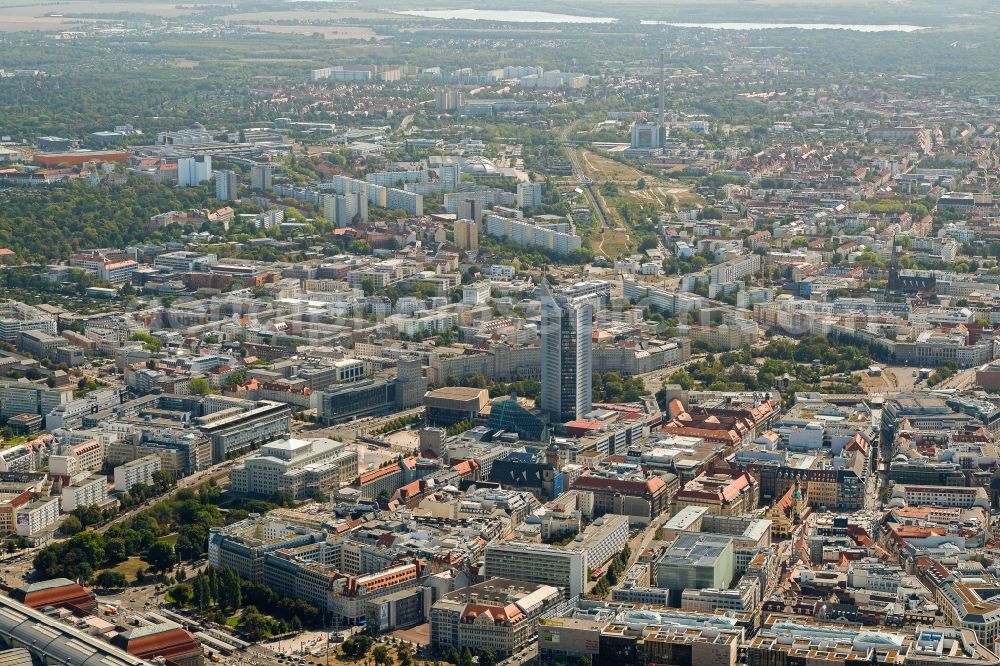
[517, 182, 542, 210]
[250, 163, 273, 191]
[454, 219, 479, 251]
[437, 162, 461, 191]
[322, 191, 368, 227]
[215, 169, 237, 201]
[436, 88, 463, 112]
[540, 282, 592, 423]
[457, 198, 482, 224]
[386, 188, 423, 216]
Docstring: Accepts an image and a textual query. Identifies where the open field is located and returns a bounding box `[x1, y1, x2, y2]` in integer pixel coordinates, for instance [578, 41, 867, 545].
[0, 0, 204, 10]
[219, 9, 394, 23]
[578, 149, 704, 213]
[580, 149, 648, 183]
[595, 228, 631, 258]
[240, 24, 379, 40]
[629, 186, 675, 210]
[0, 16, 96, 31]
[667, 186, 707, 208]
[0, 0, 204, 31]
[366, 0, 988, 26]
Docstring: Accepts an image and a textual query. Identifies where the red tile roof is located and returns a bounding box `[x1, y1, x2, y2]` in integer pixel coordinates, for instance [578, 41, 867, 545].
[115, 627, 201, 661]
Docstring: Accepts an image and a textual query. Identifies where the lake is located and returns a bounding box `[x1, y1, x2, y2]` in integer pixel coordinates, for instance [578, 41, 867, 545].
[641, 21, 927, 32]
[395, 9, 617, 24]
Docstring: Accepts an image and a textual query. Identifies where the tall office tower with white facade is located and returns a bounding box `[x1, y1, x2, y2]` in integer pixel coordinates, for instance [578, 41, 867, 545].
[540, 281, 593, 424]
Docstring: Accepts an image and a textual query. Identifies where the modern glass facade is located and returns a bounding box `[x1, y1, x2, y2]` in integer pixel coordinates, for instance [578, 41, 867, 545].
[540, 282, 592, 424]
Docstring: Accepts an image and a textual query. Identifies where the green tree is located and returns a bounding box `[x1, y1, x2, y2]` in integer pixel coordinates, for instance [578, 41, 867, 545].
[360, 276, 376, 296]
[397, 645, 415, 666]
[342, 634, 373, 659]
[667, 369, 694, 391]
[129, 332, 162, 353]
[145, 540, 176, 574]
[94, 571, 128, 590]
[220, 567, 242, 611]
[236, 605, 273, 641]
[60, 514, 83, 536]
[223, 369, 247, 389]
[187, 378, 210, 396]
[151, 470, 175, 494]
[373, 645, 392, 666]
[193, 573, 209, 609]
[350, 240, 372, 255]
[169, 583, 194, 606]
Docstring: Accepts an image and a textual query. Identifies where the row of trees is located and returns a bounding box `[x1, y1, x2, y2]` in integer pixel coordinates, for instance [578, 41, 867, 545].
[446, 419, 474, 437]
[374, 414, 420, 435]
[34, 482, 224, 583]
[171, 567, 324, 639]
[591, 544, 632, 598]
[927, 360, 959, 387]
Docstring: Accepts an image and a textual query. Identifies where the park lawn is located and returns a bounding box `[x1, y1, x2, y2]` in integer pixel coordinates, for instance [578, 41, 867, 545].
[104, 557, 147, 580]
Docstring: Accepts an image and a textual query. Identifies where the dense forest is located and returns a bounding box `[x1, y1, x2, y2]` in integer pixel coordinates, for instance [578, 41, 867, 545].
[0, 180, 221, 261]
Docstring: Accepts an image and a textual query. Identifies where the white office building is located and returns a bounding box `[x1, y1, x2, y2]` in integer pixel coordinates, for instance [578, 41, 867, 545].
[462, 282, 491, 306]
[484, 516, 628, 597]
[0, 301, 57, 343]
[229, 437, 358, 499]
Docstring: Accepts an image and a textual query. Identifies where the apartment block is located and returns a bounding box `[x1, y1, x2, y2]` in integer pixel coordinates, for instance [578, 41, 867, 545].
[113, 454, 162, 492]
[61, 473, 110, 512]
